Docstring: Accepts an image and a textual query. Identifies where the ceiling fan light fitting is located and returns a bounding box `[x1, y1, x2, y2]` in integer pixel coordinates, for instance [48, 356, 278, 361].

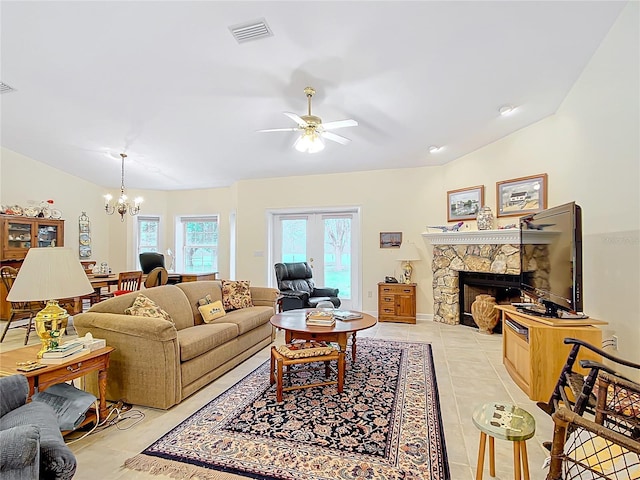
[301, 115, 322, 126]
[294, 130, 325, 153]
[261, 87, 356, 152]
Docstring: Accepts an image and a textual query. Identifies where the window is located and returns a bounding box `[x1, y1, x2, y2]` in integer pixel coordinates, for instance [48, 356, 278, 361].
[178, 216, 218, 273]
[137, 216, 160, 256]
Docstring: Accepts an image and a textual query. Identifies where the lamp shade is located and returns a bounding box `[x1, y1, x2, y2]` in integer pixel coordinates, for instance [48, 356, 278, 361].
[7, 247, 94, 301]
[396, 242, 421, 262]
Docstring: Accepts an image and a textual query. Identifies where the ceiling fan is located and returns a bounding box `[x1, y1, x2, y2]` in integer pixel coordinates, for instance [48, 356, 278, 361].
[258, 87, 358, 153]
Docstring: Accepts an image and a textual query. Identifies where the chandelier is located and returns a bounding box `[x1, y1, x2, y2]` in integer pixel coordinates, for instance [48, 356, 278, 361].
[104, 153, 142, 221]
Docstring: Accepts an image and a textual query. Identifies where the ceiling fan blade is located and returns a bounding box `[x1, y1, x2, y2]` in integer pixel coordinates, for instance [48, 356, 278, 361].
[321, 131, 351, 145]
[283, 112, 308, 126]
[257, 127, 299, 133]
[321, 119, 358, 130]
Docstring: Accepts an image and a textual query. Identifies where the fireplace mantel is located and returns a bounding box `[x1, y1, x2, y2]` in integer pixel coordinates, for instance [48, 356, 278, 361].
[422, 229, 556, 245]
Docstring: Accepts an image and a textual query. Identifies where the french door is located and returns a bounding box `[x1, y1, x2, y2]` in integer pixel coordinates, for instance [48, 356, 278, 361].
[272, 210, 360, 310]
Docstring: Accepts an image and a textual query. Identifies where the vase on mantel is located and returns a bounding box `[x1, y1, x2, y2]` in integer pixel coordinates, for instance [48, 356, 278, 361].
[471, 294, 499, 334]
[476, 206, 494, 230]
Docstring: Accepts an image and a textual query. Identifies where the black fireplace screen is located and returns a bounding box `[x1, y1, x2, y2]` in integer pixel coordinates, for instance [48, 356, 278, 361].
[458, 271, 521, 332]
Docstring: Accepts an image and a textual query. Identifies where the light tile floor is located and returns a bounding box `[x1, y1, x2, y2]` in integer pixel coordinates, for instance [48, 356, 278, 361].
[0, 319, 554, 479]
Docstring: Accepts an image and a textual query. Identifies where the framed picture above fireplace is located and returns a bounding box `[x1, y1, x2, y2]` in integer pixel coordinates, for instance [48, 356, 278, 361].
[447, 185, 484, 222]
[496, 173, 548, 217]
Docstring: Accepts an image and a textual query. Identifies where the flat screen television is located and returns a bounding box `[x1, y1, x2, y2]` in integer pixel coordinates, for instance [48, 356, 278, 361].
[519, 202, 583, 317]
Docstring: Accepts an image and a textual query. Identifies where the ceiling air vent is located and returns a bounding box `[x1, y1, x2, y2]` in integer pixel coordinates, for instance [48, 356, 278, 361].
[0, 82, 16, 94]
[229, 18, 273, 44]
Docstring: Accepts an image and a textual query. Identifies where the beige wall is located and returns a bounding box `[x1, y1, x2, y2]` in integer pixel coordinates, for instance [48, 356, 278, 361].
[0, 148, 113, 264]
[1, 2, 637, 369]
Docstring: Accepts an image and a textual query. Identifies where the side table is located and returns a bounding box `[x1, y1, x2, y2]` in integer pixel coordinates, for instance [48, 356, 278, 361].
[0, 344, 114, 434]
[472, 402, 536, 480]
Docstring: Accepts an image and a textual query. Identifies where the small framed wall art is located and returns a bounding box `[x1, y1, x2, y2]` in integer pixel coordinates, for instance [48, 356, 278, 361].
[447, 185, 484, 222]
[496, 173, 548, 217]
[380, 232, 402, 248]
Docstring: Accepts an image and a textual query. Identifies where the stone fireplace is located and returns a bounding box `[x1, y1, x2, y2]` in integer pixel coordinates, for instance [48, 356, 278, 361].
[423, 230, 522, 326]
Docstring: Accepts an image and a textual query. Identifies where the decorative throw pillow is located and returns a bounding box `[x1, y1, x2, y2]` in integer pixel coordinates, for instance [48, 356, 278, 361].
[198, 300, 226, 323]
[221, 280, 253, 310]
[124, 294, 173, 323]
[276, 340, 336, 359]
[198, 294, 213, 306]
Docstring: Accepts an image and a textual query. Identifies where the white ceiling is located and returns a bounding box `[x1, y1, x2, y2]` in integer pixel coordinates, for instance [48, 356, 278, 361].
[0, 1, 626, 191]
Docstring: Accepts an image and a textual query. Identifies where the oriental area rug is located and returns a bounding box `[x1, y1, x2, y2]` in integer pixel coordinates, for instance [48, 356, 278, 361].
[125, 338, 450, 480]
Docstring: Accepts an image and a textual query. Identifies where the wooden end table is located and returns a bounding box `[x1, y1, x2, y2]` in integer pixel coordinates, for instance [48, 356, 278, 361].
[0, 344, 114, 434]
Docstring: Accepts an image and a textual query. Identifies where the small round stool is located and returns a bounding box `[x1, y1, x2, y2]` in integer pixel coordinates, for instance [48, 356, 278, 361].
[472, 402, 536, 480]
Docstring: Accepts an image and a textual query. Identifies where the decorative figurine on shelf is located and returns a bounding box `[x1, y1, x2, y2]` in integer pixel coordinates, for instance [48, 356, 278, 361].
[427, 221, 464, 232]
[39, 199, 55, 218]
[498, 224, 518, 230]
[522, 218, 555, 230]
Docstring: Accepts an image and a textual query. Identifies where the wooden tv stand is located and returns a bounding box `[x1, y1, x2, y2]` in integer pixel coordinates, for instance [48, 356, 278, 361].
[496, 305, 607, 402]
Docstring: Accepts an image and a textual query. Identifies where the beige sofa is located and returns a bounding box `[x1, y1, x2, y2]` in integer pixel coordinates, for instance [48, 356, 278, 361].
[74, 281, 279, 409]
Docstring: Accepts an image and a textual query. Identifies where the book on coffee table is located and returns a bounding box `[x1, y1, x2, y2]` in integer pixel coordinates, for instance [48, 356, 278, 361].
[40, 348, 90, 365]
[305, 311, 336, 326]
[41, 341, 85, 359]
[333, 310, 363, 321]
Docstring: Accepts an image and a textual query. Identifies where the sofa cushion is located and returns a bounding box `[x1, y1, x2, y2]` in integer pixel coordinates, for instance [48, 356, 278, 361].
[88, 285, 195, 331]
[223, 305, 273, 335]
[177, 323, 239, 362]
[125, 294, 173, 323]
[222, 280, 253, 310]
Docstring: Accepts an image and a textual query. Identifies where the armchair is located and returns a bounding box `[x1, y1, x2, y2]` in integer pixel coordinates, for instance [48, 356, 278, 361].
[0, 375, 76, 479]
[274, 262, 341, 311]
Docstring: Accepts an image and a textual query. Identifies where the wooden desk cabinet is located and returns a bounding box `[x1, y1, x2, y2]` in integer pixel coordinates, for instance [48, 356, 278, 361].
[497, 305, 607, 402]
[377, 282, 416, 324]
[1, 215, 65, 320]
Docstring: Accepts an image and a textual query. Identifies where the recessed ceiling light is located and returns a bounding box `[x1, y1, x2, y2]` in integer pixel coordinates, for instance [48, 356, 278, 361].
[499, 105, 517, 116]
[428, 145, 443, 154]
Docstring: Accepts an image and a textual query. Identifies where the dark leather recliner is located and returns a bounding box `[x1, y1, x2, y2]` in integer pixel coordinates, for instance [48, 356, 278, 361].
[274, 262, 341, 311]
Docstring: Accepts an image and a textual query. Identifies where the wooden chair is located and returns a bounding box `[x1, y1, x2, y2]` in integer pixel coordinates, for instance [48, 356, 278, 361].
[538, 338, 640, 420]
[103, 271, 143, 298]
[0, 266, 44, 344]
[144, 267, 169, 289]
[78, 261, 102, 307]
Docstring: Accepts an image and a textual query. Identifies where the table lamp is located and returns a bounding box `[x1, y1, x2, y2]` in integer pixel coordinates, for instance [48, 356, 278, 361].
[7, 247, 94, 358]
[396, 242, 421, 284]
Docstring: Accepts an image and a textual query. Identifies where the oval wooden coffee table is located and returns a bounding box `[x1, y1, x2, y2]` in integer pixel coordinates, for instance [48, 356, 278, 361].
[270, 309, 377, 363]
